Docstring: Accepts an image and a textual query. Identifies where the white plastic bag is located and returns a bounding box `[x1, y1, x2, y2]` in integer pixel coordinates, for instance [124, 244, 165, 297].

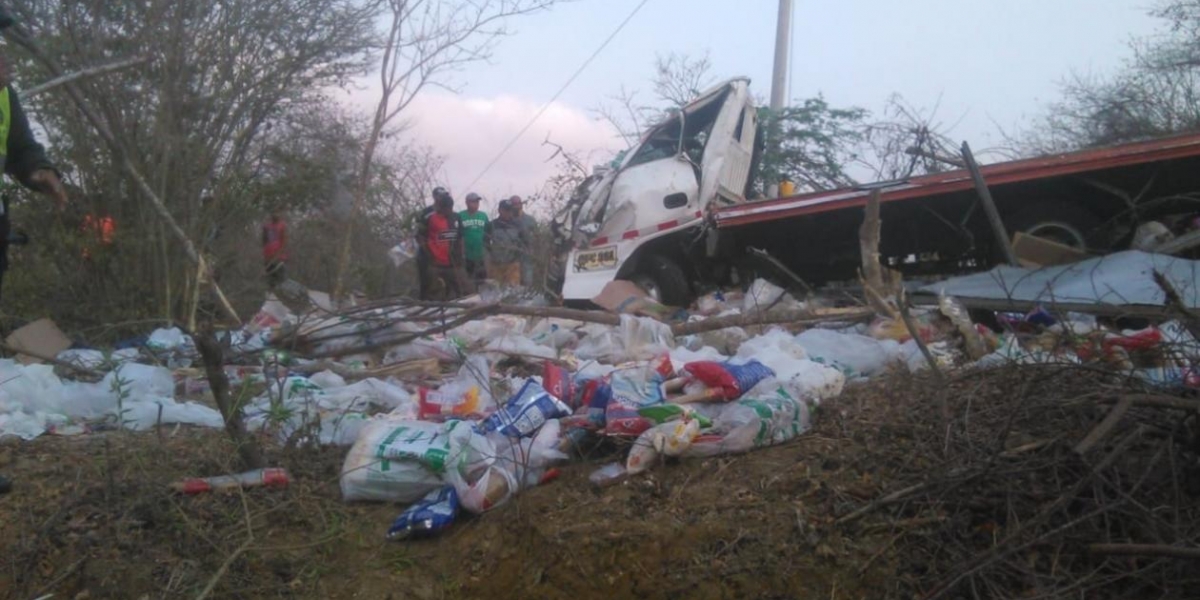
[384, 338, 462, 364]
[684, 388, 811, 457]
[576, 315, 675, 364]
[147, 327, 194, 354]
[743, 279, 787, 312]
[796, 328, 902, 378]
[104, 363, 175, 398]
[340, 419, 473, 503]
[388, 239, 418, 267]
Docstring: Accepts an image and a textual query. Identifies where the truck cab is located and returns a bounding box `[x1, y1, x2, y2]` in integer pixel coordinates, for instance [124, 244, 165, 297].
[552, 78, 759, 306]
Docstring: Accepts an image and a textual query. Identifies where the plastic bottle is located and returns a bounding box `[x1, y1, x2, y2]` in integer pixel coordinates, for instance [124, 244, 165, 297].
[170, 468, 291, 495]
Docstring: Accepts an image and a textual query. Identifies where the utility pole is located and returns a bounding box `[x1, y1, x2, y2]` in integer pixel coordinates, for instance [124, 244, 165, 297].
[770, 0, 792, 113]
[767, 0, 793, 198]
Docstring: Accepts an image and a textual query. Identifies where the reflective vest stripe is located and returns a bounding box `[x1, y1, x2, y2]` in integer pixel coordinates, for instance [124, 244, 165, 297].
[0, 87, 10, 159]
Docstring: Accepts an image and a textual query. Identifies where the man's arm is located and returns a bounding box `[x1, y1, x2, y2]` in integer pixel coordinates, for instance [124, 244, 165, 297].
[5, 87, 64, 204]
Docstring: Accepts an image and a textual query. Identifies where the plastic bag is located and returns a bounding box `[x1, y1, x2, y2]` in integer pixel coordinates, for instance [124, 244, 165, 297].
[637, 404, 711, 428]
[604, 355, 672, 436]
[589, 462, 627, 486]
[542, 361, 576, 408]
[147, 327, 194, 353]
[684, 387, 810, 457]
[681, 360, 774, 401]
[104, 363, 176, 398]
[384, 338, 463, 364]
[388, 238, 418, 267]
[626, 419, 700, 474]
[743, 279, 787, 312]
[418, 356, 493, 421]
[476, 380, 570, 438]
[575, 315, 675, 364]
[387, 486, 459, 540]
[795, 328, 902, 379]
[340, 419, 472, 503]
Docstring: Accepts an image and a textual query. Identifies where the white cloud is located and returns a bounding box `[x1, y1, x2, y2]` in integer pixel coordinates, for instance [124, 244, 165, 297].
[336, 88, 624, 212]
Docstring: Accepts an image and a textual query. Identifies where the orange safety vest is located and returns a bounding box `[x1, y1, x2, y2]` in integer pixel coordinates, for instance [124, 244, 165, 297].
[80, 214, 115, 259]
[81, 214, 115, 244]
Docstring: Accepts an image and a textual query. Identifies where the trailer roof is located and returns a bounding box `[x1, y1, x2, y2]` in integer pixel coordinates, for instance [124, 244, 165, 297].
[715, 131, 1200, 228]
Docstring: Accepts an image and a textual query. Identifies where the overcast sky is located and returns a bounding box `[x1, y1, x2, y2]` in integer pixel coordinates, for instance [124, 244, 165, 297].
[336, 0, 1163, 209]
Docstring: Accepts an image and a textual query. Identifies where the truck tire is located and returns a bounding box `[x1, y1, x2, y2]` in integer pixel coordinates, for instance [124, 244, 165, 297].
[1005, 203, 1102, 250]
[631, 254, 692, 307]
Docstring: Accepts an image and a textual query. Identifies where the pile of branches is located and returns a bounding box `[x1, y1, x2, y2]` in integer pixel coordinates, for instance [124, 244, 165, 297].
[831, 364, 1200, 599]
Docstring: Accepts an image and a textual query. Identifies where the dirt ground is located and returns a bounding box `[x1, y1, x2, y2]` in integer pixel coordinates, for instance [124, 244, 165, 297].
[2, 367, 1197, 599]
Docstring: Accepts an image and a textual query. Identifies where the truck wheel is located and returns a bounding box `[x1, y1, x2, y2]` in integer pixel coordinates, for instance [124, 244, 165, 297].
[1005, 203, 1101, 250]
[631, 255, 692, 307]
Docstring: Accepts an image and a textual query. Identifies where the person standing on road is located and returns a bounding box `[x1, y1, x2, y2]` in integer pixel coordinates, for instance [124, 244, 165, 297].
[508, 195, 536, 288]
[261, 210, 288, 289]
[458, 192, 490, 284]
[0, 7, 71, 496]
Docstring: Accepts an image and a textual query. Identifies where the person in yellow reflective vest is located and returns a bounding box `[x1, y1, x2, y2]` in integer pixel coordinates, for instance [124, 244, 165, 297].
[0, 7, 69, 496]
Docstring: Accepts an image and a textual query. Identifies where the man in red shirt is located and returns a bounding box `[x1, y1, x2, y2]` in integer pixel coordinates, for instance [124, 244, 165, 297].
[421, 190, 473, 299]
[261, 211, 287, 289]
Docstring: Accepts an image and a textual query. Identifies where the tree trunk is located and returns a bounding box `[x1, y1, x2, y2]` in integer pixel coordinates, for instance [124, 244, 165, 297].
[194, 326, 265, 470]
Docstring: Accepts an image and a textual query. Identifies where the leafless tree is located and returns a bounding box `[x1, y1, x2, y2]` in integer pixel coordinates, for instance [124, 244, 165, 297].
[7, 0, 382, 324]
[856, 94, 962, 181]
[1019, 0, 1200, 154]
[330, 0, 562, 299]
[594, 52, 716, 148]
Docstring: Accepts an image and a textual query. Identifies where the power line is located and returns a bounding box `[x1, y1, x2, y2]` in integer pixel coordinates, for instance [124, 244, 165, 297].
[466, 0, 652, 191]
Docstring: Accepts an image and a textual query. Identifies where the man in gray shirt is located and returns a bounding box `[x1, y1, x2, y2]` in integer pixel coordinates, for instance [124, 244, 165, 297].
[508, 196, 537, 287]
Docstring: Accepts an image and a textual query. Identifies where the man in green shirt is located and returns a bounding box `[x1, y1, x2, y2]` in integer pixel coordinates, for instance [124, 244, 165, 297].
[458, 192, 490, 284]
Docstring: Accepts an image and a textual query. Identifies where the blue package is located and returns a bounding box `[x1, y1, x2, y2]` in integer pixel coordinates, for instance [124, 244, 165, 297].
[724, 360, 776, 394]
[584, 380, 612, 427]
[387, 486, 459, 540]
[476, 379, 571, 438]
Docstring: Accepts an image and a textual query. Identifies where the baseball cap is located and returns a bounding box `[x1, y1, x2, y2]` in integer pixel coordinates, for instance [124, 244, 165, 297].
[498, 199, 511, 211]
[432, 186, 451, 201]
[465, 192, 482, 203]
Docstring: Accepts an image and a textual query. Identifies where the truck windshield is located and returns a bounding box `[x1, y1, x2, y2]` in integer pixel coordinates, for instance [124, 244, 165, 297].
[622, 88, 730, 170]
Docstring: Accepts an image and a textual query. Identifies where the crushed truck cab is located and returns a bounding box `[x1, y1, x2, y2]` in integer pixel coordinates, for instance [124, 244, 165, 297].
[554, 78, 759, 306]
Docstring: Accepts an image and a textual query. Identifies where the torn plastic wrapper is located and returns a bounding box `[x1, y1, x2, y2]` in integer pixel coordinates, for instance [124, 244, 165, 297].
[681, 360, 774, 401]
[475, 380, 570, 438]
[387, 486, 459, 540]
[683, 387, 811, 458]
[604, 355, 673, 436]
[626, 418, 700, 475]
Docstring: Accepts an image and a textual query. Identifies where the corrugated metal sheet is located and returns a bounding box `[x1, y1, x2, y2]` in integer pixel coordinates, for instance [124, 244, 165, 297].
[715, 131, 1200, 228]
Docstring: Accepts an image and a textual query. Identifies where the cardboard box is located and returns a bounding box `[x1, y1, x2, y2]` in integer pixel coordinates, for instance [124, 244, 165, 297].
[1012, 232, 1090, 268]
[4, 318, 73, 365]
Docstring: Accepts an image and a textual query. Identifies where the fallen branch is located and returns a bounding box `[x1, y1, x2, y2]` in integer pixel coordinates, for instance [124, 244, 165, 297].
[1074, 395, 1134, 455]
[836, 480, 933, 525]
[671, 307, 873, 336]
[922, 426, 1144, 600]
[1153, 270, 1200, 340]
[1102, 394, 1200, 412]
[290, 300, 875, 359]
[1087, 543, 1200, 560]
[899, 290, 943, 383]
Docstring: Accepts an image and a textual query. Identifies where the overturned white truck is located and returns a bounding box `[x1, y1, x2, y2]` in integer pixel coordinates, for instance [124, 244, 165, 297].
[552, 78, 1200, 307]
